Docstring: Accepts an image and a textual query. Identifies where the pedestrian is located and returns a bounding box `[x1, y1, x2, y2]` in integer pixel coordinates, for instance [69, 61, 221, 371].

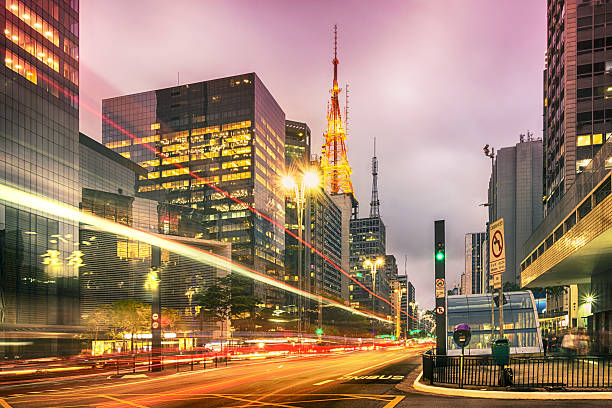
[542, 337, 548, 356]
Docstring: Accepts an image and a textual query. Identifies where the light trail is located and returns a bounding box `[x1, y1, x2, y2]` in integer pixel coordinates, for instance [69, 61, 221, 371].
[29, 71, 416, 321]
[0, 182, 391, 323]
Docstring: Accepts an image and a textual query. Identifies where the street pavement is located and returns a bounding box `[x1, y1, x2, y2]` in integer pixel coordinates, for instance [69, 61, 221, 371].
[0, 347, 610, 407]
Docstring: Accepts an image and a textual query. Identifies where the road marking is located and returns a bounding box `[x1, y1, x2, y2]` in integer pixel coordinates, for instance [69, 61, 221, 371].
[383, 396, 404, 408]
[98, 394, 150, 408]
[0, 398, 13, 408]
[312, 379, 334, 386]
[339, 352, 412, 378]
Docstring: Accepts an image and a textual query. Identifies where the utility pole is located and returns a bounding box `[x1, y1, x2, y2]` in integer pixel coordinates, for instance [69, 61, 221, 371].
[151, 246, 162, 372]
[434, 220, 446, 356]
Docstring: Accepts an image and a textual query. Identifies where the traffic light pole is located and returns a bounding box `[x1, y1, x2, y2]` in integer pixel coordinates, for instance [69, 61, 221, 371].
[151, 246, 162, 372]
[434, 220, 446, 356]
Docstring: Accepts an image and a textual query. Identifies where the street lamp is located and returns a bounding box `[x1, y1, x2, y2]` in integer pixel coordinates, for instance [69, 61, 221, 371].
[282, 170, 320, 342]
[483, 145, 500, 338]
[409, 301, 419, 331]
[363, 257, 384, 313]
[393, 286, 406, 340]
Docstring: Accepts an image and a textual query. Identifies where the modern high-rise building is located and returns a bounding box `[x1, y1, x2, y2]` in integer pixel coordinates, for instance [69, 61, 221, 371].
[349, 141, 388, 314]
[79, 133, 231, 332]
[488, 137, 544, 284]
[464, 232, 486, 294]
[285, 120, 310, 166]
[0, 0, 80, 353]
[283, 120, 342, 309]
[349, 216, 386, 312]
[397, 274, 415, 334]
[544, 0, 612, 212]
[102, 74, 286, 306]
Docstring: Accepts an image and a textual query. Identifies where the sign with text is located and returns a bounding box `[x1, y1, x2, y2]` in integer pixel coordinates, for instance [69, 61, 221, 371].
[489, 218, 506, 275]
[492, 273, 502, 289]
[435, 278, 445, 298]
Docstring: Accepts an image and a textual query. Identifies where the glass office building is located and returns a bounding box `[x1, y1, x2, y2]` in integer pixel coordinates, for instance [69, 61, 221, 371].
[1, 0, 80, 332]
[102, 73, 286, 306]
[79, 134, 231, 326]
[349, 216, 387, 313]
[446, 291, 543, 356]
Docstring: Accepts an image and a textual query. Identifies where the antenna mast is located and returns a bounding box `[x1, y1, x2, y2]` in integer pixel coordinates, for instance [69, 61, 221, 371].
[369, 138, 380, 218]
[345, 84, 349, 139]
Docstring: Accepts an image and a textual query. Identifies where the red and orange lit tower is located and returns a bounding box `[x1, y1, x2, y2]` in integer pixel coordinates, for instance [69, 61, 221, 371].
[322, 25, 354, 196]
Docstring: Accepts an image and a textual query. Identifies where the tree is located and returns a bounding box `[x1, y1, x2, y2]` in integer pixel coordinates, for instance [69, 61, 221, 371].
[84, 304, 111, 341]
[107, 300, 149, 351]
[161, 308, 183, 332]
[503, 281, 521, 292]
[194, 274, 261, 331]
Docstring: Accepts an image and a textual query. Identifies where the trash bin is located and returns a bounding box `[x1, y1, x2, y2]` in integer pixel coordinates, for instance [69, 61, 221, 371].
[492, 338, 510, 366]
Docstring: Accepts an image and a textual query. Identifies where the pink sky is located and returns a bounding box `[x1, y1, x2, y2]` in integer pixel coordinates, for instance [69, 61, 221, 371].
[79, 0, 547, 309]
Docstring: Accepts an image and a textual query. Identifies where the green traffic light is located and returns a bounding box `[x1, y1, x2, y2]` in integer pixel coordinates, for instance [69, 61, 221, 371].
[436, 251, 445, 261]
[316, 328, 323, 335]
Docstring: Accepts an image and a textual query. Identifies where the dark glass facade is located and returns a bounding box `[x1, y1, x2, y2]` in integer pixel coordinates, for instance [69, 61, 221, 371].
[78, 134, 231, 326]
[348, 216, 387, 313]
[544, 0, 612, 212]
[0, 0, 80, 337]
[102, 73, 286, 306]
[285, 120, 310, 165]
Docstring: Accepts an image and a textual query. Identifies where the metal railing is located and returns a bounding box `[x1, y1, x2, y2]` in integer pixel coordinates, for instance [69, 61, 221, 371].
[422, 351, 612, 390]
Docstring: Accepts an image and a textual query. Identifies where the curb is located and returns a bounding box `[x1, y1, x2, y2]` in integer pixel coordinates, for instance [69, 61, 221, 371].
[412, 372, 612, 400]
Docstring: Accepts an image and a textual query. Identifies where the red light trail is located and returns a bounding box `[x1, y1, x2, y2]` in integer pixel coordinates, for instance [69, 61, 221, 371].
[33, 72, 417, 322]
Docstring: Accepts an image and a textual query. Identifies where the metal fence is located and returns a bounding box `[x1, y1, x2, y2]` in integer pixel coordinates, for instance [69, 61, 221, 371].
[422, 351, 612, 390]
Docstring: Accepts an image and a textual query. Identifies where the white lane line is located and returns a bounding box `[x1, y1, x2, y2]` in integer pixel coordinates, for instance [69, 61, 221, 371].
[313, 379, 334, 386]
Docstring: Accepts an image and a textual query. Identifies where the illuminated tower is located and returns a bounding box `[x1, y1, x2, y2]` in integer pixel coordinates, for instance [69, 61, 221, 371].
[321, 25, 354, 196]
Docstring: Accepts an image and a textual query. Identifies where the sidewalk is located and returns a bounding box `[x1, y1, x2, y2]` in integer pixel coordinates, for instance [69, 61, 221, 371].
[397, 370, 612, 400]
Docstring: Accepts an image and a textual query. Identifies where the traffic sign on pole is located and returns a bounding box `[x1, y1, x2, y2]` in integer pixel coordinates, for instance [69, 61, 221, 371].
[489, 218, 506, 276]
[435, 278, 445, 298]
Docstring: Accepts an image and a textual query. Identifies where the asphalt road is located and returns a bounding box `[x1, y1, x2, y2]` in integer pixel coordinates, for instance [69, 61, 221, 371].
[0, 347, 610, 408]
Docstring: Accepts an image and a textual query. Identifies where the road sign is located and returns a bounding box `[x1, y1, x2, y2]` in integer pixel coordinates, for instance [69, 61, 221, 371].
[492, 273, 502, 289]
[435, 278, 445, 298]
[152, 313, 159, 320]
[489, 218, 506, 275]
[436, 305, 445, 315]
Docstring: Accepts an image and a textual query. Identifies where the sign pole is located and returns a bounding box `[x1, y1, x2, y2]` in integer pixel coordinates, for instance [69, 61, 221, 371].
[499, 286, 504, 338]
[151, 246, 162, 372]
[460, 346, 464, 389]
[434, 220, 446, 356]
[489, 218, 506, 339]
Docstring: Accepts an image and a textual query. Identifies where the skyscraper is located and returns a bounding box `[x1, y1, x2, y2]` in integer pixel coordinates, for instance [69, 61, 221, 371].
[283, 120, 342, 305]
[464, 232, 486, 294]
[1, 0, 80, 338]
[544, 0, 612, 212]
[349, 143, 388, 314]
[489, 137, 544, 284]
[102, 74, 286, 306]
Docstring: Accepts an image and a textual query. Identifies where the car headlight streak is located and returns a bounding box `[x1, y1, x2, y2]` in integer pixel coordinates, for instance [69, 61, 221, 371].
[0, 183, 390, 323]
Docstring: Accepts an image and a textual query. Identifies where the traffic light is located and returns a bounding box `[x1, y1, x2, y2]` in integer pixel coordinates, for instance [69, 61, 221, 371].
[316, 328, 323, 336]
[435, 242, 445, 261]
